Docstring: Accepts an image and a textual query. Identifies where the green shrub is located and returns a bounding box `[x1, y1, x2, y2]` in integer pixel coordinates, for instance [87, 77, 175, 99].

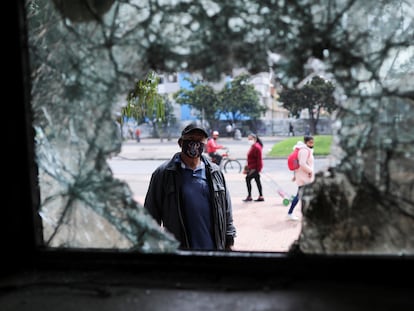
[267, 135, 332, 157]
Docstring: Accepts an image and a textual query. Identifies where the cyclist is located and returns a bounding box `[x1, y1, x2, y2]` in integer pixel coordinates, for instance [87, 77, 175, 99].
[206, 130, 225, 165]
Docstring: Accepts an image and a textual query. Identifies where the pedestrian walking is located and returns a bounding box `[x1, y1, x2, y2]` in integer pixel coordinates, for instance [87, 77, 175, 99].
[287, 135, 315, 220]
[144, 123, 236, 251]
[242, 133, 265, 202]
[288, 122, 295, 136]
[135, 127, 141, 142]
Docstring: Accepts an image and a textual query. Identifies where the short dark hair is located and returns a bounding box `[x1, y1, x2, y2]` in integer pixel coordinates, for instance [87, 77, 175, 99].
[304, 135, 314, 143]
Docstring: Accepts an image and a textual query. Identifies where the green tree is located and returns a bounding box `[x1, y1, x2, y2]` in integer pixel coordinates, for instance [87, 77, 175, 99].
[123, 71, 165, 122]
[174, 74, 265, 130]
[279, 76, 336, 134]
[173, 81, 221, 130]
[156, 95, 177, 140]
[122, 71, 165, 138]
[219, 74, 265, 123]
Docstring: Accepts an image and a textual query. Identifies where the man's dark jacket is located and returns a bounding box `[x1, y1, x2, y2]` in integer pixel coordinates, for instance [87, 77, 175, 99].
[144, 152, 236, 250]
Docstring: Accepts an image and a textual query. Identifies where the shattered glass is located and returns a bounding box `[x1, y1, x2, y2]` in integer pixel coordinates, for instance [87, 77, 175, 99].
[26, 0, 413, 254]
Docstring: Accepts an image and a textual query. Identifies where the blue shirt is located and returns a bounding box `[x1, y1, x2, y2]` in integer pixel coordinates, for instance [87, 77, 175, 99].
[175, 156, 215, 250]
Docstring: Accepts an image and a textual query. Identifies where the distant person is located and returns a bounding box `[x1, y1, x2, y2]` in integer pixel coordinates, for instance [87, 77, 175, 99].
[144, 124, 236, 251]
[225, 123, 233, 137]
[128, 127, 134, 139]
[288, 122, 295, 136]
[135, 127, 141, 142]
[305, 125, 311, 136]
[234, 128, 242, 140]
[287, 135, 315, 221]
[206, 130, 225, 165]
[242, 133, 264, 202]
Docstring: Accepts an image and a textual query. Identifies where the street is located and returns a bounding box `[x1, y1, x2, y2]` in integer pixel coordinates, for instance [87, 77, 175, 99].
[108, 138, 332, 252]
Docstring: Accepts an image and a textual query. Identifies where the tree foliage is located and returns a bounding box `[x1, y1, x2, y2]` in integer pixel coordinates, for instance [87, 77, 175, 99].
[279, 76, 336, 134]
[219, 74, 265, 122]
[174, 74, 265, 129]
[123, 71, 165, 124]
[173, 80, 220, 129]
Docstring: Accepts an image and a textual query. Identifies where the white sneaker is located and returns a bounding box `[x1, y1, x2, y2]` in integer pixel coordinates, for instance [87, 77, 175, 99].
[287, 214, 299, 221]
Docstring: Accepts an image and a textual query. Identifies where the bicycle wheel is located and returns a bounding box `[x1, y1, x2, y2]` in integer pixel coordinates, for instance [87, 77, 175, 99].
[223, 159, 242, 173]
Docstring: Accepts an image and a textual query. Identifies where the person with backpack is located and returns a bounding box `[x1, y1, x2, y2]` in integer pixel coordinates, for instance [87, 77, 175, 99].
[287, 135, 315, 220]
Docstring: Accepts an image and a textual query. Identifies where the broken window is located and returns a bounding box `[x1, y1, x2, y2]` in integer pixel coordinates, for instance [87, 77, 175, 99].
[26, 0, 414, 254]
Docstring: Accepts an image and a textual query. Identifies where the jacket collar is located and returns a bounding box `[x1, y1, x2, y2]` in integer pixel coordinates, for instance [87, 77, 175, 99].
[166, 153, 220, 173]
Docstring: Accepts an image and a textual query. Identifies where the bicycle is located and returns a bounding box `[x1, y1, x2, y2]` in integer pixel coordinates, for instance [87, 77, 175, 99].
[209, 148, 242, 173]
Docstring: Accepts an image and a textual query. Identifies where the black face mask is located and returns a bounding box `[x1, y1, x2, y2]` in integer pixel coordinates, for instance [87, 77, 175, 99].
[182, 140, 205, 158]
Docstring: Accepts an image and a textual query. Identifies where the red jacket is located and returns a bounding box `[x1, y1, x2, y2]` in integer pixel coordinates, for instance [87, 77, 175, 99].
[206, 138, 223, 153]
[247, 142, 263, 172]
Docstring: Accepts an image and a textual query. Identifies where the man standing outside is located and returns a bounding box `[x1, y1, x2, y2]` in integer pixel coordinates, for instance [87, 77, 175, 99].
[287, 135, 315, 220]
[144, 124, 236, 251]
[206, 130, 225, 165]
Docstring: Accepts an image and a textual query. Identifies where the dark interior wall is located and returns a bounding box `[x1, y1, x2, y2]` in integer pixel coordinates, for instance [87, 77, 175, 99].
[1, 268, 412, 311]
[1, 252, 413, 310]
[1, 1, 413, 310]
[3, 0, 38, 269]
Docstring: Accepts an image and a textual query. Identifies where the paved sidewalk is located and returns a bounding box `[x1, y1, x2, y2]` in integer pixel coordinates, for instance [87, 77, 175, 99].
[222, 172, 302, 253]
[116, 136, 287, 160]
[112, 136, 315, 253]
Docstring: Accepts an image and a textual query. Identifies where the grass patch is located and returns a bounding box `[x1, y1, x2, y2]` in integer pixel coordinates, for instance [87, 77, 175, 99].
[267, 135, 332, 157]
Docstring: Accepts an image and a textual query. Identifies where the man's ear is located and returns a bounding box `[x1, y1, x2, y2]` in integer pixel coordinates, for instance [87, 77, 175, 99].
[178, 138, 182, 147]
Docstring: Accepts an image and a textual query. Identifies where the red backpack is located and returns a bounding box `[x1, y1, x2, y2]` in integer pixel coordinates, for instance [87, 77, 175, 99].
[287, 148, 300, 171]
[287, 148, 309, 171]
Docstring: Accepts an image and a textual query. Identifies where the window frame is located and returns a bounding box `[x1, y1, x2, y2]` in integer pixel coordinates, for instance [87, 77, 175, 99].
[4, 0, 413, 288]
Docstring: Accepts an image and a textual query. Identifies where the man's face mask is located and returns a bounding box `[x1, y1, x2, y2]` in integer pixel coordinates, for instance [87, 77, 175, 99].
[182, 140, 205, 158]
